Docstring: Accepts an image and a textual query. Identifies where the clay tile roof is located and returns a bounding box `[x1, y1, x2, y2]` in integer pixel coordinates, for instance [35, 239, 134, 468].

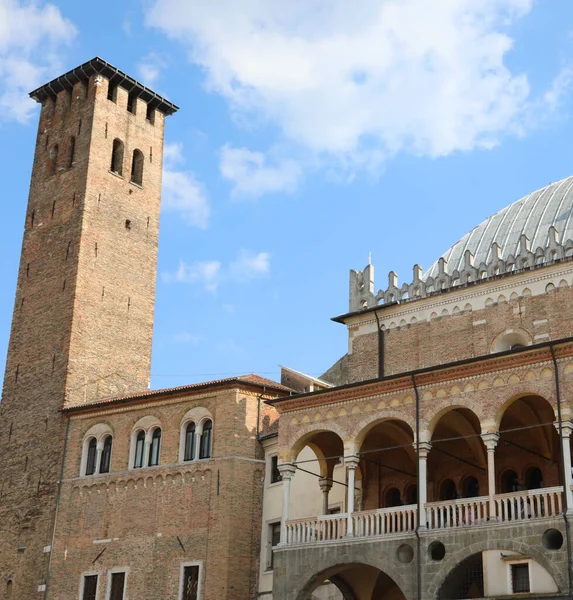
[61, 374, 293, 413]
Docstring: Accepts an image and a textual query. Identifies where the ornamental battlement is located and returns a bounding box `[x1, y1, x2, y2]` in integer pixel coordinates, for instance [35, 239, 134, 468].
[350, 226, 573, 313]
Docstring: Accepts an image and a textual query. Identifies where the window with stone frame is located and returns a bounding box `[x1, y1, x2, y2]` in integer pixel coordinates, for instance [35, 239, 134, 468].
[511, 563, 530, 594]
[270, 455, 282, 484]
[181, 565, 200, 600]
[82, 575, 98, 600]
[268, 522, 281, 570]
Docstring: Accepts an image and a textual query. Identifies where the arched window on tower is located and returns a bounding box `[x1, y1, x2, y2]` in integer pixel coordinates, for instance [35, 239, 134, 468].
[68, 136, 76, 168]
[148, 428, 162, 467]
[110, 139, 124, 176]
[199, 420, 213, 459]
[134, 430, 145, 469]
[85, 438, 97, 476]
[131, 149, 144, 186]
[184, 422, 196, 461]
[48, 144, 59, 176]
[6, 580, 13, 598]
[100, 435, 112, 474]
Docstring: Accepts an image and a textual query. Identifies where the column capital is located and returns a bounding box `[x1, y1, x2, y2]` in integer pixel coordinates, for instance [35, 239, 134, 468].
[277, 463, 296, 479]
[554, 420, 573, 437]
[481, 432, 500, 450]
[344, 455, 360, 468]
[319, 477, 333, 493]
[417, 442, 432, 457]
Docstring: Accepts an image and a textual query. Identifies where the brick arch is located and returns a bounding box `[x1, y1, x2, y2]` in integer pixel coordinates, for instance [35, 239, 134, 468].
[284, 421, 349, 462]
[351, 411, 416, 450]
[494, 389, 555, 430]
[293, 556, 412, 600]
[427, 536, 565, 598]
[424, 402, 485, 438]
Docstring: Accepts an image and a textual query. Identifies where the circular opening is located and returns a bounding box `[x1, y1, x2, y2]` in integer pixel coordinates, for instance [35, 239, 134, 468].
[543, 528, 564, 550]
[396, 544, 414, 564]
[429, 541, 446, 561]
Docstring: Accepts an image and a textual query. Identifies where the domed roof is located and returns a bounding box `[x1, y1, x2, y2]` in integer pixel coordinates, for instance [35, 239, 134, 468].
[424, 175, 573, 280]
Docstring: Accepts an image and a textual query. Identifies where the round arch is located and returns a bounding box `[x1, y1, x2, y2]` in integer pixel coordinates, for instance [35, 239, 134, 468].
[352, 413, 416, 450]
[428, 538, 565, 598]
[287, 425, 346, 463]
[494, 391, 555, 431]
[295, 561, 409, 600]
[426, 404, 485, 439]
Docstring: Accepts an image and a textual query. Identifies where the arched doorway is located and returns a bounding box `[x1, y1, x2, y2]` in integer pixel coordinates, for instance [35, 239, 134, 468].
[299, 563, 407, 600]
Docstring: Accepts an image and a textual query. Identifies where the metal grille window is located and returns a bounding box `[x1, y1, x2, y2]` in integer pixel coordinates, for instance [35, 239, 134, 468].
[270, 456, 282, 484]
[181, 565, 199, 600]
[82, 575, 98, 600]
[109, 572, 126, 600]
[511, 564, 530, 593]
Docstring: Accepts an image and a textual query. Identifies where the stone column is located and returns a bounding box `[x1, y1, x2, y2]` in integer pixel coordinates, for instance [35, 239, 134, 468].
[319, 477, 333, 515]
[278, 464, 296, 545]
[481, 432, 500, 520]
[554, 421, 573, 513]
[95, 440, 104, 475]
[345, 457, 359, 536]
[195, 432, 202, 460]
[144, 436, 152, 467]
[417, 442, 431, 530]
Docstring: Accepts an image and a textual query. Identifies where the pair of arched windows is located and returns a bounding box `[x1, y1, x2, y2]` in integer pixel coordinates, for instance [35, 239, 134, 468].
[84, 435, 112, 476]
[133, 428, 162, 469]
[110, 139, 144, 186]
[183, 419, 213, 462]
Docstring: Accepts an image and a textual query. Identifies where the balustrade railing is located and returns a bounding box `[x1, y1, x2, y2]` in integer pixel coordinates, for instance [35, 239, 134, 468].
[494, 486, 563, 522]
[283, 487, 565, 546]
[426, 496, 489, 530]
[286, 513, 347, 545]
[352, 504, 417, 537]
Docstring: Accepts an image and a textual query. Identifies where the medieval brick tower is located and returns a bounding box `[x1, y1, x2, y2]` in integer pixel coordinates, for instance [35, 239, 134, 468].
[0, 58, 177, 598]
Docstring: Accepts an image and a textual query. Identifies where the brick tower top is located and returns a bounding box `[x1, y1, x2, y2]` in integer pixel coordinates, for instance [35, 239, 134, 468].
[29, 56, 178, 115]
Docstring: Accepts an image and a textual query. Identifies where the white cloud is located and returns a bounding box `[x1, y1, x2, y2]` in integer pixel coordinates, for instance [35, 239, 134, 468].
[229, 250, 270, 281]
[146, 0, 569, 171]
[162, 249, 270, 291]
[162, 141, 211, 228]
[137, 53, 167, 87]
[162, 259, 222, 291]
[173, 331, 201, 344]
[220, 145, 302, 198]
[0, 0, 77, 123]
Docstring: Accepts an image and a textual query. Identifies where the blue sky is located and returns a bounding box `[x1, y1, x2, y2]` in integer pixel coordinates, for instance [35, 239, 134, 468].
[1, 0, 573, 390]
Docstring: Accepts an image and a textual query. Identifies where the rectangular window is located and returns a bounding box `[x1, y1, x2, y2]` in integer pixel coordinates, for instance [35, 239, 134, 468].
[511, 564, 530, 593]
[181, 565, 200, 600]
[268, 522, 281, 569]
[82, 575, 98, 600]
[270, 455, 282, 484]
[127, 91, 137, 114]
[109, 572, 126, 600]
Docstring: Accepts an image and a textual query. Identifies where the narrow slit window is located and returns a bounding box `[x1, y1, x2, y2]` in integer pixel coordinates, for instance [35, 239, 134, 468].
[49, 144, 59, 176]
[134, 431, 145, 469]
[130, 149, 144, 186]
[184, 422, 196, 461]
[100, 436, 112, 474]
[148, 428, 161, 467]
[199, 420, 212, 459]
[68, 136, 75, 168]
[85, 438, 97, 476]
[111, 139, 124, 176]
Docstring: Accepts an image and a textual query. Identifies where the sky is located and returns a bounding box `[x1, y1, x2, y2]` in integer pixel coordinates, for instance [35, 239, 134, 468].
[1, 0, 573, 391]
